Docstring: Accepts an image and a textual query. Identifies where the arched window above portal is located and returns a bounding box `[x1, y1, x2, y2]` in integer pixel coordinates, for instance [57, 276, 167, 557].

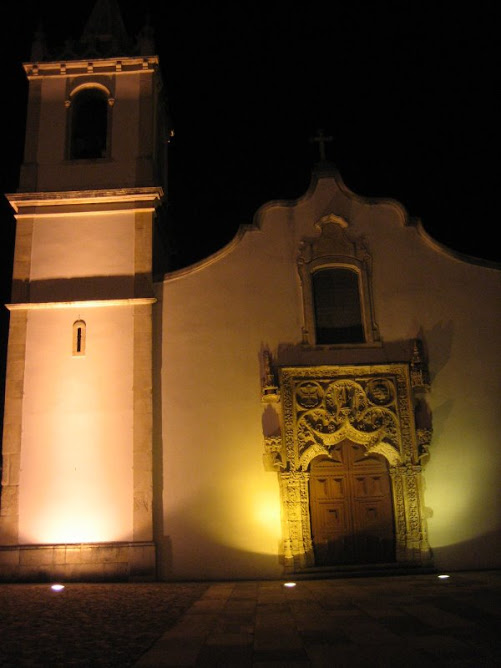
[298, 214, 380, 346]
[312, 267, 364, 344]
[68, 85, 111, 160]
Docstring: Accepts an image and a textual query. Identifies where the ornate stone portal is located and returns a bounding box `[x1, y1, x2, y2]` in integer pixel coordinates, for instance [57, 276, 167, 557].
[264, 364, 431, 572]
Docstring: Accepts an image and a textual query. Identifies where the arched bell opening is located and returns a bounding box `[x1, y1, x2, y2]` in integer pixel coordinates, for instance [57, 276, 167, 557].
[67, 85, 112, 160]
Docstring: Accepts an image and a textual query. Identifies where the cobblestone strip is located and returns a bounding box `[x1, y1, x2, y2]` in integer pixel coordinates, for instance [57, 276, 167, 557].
[0, 582, 208, 667]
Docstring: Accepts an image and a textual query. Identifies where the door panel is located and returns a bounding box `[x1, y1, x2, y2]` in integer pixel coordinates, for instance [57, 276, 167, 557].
[309, 441, 395, 565]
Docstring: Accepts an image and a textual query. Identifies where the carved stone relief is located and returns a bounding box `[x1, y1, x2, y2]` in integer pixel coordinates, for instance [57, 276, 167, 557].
[266, 363, 431, 572]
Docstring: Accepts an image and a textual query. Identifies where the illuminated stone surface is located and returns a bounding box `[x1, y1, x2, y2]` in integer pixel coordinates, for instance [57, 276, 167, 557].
[0, 8, 164, 579]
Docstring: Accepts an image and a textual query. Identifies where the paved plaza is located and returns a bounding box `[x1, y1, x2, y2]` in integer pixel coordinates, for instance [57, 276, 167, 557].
[0, 570, 500, 666]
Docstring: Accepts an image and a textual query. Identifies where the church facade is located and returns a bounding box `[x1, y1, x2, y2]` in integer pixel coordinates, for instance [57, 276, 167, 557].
[1, 5, 500, 581]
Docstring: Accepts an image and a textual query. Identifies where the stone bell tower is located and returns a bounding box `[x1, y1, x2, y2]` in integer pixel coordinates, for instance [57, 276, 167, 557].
[0, 1, 168, 580]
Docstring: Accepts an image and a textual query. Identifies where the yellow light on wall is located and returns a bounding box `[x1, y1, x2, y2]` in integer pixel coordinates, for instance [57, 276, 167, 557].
[195, 473, 281, 556]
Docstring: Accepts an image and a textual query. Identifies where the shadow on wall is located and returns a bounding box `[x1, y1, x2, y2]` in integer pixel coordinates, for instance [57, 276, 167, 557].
[273, 323, 454, 379]
[274, 337, 435, 369]
[155, 527, 501, 580]
[432, 529, 501, 571]
[12, 275, 153, 303]
[156, 533, 282, 582]
[418, 322, 454, 382]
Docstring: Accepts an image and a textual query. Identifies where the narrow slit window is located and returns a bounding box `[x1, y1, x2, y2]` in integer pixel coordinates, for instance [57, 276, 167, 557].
[72, 320, 86, 356]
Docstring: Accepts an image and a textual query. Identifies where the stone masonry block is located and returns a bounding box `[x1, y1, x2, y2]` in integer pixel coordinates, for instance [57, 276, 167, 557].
[0, 548, 20, 568]
[0, 516, 19, 544]
[64, 546, 83, 564]
[0, 486, 19, 516]
[1, 453, 21, 485]
[1, 423, 22, 454]
[20, 546, 55, 566]
[129, 543, 155, 579]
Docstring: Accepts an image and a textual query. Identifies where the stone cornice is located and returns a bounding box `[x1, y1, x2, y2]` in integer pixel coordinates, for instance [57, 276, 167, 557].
[6, 298, 156, 311]
[7, 188, 164, 215]
[23, 56, 159, 79]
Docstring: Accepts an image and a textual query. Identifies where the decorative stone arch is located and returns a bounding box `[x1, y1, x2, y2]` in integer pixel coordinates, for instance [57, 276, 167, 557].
[68, 81, 114, 101]
[267, 363, 431, 573]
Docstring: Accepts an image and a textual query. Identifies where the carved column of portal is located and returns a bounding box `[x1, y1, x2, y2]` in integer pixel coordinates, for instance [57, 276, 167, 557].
[279, 471, 314, 572]
[403, 464, 430, 561]
[390, 464, 430, 563]
[389, 466, 408, 562]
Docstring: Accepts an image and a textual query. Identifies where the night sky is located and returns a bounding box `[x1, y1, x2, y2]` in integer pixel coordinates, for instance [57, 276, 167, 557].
[0, 1, 498, 372]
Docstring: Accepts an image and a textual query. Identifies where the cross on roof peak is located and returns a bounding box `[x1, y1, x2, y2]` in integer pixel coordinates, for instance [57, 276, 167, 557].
[310, 129, 333, 162]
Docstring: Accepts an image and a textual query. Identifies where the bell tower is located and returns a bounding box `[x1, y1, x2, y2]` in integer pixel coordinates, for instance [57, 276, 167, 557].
[0, 1, 168, 580]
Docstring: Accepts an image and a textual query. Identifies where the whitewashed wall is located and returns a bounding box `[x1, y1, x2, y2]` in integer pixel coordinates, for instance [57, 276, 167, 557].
[159, 173, 501, 578]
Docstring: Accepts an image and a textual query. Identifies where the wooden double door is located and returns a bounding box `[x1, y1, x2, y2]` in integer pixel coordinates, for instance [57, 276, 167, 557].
[309, 441, 395, 565]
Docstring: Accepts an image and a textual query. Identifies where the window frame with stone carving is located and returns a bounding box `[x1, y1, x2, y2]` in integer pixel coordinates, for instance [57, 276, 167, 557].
[298, 214, 379, 346]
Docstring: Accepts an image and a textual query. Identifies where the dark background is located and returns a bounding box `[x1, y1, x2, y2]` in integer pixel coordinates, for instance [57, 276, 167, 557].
[0, 1, 498, 408]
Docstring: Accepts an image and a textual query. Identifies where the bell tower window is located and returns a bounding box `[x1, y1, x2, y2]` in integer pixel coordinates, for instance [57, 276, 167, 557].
[70, 88, 108, 160]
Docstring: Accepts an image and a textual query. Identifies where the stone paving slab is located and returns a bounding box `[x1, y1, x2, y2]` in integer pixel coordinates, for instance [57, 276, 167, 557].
[0, 571, 500, 666]
[136, 571, 501, 667]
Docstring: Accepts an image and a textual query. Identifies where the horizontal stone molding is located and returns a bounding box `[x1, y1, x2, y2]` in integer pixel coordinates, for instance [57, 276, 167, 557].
[7, 298, 156, 311]
[24, 56, 160, 80]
